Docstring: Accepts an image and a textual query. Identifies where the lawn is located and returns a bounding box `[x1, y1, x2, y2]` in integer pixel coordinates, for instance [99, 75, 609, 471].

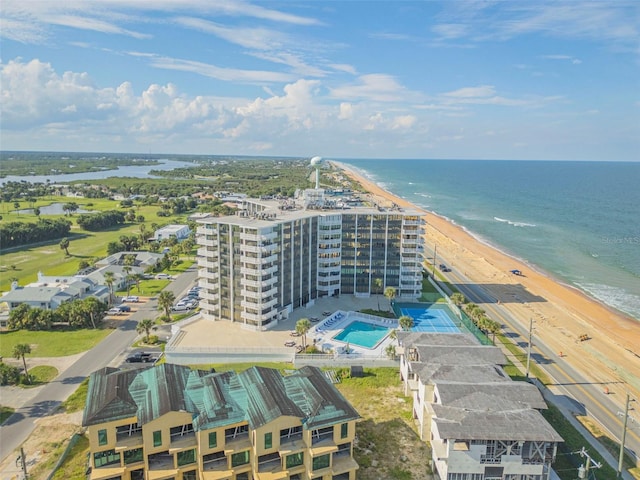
[22, 365, 59, 387]
[0, 406, 15, 424]
[0, 328, 112, 357]
[62, 378, 90, 413]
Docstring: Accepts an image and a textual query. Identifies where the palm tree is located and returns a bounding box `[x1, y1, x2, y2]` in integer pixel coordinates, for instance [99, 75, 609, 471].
[384, 286, 396, 312]
[81, 296, 106, 329]
[137, 319, 155, 343]
[374, 278, 383, 311]
[296, 318, 312, 350]
[104, 271, 115, 305]
[158, 290, 175, 321]
[13, 343, 32, 384]
[399, 315, 414, 331]
[450, 292, 466, 307]
[385, 344, 397, 360]
[59, 237, 70, 256]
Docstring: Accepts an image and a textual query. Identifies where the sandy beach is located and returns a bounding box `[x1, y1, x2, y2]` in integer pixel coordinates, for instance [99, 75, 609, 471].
[333, 161, 640, 404]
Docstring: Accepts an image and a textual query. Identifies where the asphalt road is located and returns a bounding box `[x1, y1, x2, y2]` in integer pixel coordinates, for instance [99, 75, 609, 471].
[430, 250, 640, 472]
[0, 266, 198, 463]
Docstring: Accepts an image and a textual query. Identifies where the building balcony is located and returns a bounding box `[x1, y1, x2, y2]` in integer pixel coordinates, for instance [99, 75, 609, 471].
[242, 311, 264, 322]
[317, 247, 341, 255]
[197, 226, 218, 235]
[199, 238, 216, 247]
[114, 432, 143, 451]
[200, 269, 219, 281]
[262, 254, 278, 264]
[198, 259, 219, 270]
[240, 278, 260, 288]
[243, 256, 261, 265]
[262, 275, 278, 286]
[331, 455, 358, 476]
[240, 266, 259, 275]
[89, 465, 126, 480]
[201, 291, 220, 303]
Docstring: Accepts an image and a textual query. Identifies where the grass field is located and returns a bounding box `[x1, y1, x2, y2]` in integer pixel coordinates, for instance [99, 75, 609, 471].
[0, 196, 194, 292]
[0, 406, 14, 424]
[22, 365, 59, 387]
[0, 328, 112, 357]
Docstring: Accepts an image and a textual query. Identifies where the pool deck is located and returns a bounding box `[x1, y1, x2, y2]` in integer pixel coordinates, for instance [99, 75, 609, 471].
[172, 295, 392, 351]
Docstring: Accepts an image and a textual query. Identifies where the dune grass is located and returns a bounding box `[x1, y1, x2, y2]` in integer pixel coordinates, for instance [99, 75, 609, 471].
[62, 378, 90, 413]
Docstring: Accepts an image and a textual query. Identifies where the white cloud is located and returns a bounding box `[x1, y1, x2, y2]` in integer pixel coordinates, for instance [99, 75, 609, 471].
[148, 55, 297, 83]
[443, 85, 495, 98]
[338, 102, 353, 120]
[541, 54, 582, 64]
[174, 17, 285, 50]
[329, 74, 422, 103]
[431, 23, 468, 40]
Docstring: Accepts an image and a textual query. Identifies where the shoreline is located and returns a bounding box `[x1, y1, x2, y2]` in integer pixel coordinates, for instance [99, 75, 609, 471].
[333, 160, 640, 401]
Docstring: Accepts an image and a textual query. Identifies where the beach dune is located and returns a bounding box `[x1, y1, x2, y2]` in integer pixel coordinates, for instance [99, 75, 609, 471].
[334, 161, 640, 403]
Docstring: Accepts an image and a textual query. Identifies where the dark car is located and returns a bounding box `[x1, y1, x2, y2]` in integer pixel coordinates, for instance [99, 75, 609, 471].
[119, 305, 131, 312]
[125, 352, 153, 363]
[439, 264, 451, 272]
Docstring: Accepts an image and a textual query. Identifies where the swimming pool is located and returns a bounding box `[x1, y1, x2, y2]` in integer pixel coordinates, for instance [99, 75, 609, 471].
[399, 305, 460, 333]
[332, 320, 390, 349]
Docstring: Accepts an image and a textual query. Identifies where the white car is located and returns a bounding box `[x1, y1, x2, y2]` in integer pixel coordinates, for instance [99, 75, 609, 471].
[155, 273, 172, 280]
[123, 295, 139, 302]
[171, 304, 191, 312]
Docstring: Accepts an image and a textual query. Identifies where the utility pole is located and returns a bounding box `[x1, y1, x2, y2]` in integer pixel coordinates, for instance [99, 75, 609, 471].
[19, 447, 28, 479]
[525, 317, 533, 379]
[432, 243, 437, 276]
[578, 447, 602, 479]
[617, 392, 630, 478]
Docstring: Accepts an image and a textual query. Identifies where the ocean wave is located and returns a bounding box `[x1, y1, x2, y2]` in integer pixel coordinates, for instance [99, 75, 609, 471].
[494, 216, 537, 228]
[414, 192, 431, 198]
[575, 282, 640, 321]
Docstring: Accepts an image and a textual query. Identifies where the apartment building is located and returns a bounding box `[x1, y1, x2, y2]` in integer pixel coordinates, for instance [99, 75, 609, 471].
[196, 193, 425, 329]
[398, 333, 562, 480]
[83, 363, 360, 480]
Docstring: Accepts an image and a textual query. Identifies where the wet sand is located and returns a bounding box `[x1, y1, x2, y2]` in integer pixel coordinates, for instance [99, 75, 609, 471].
[333, 161, 640, 402]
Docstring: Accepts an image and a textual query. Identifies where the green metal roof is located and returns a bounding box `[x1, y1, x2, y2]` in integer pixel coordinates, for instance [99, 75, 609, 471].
[83, 364, 359, 431]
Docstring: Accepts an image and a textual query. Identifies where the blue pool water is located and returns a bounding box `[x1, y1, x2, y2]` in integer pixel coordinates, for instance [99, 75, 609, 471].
[400, 306, 460, 333]
[332, 320, 390, 349]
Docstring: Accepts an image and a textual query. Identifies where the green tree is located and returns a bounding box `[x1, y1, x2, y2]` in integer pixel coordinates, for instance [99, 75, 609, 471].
[384, 286, 396, 312]
[59, 237, 70, 256]
[399, 315, 414, 331]
[81, 296, 107, 329]
[450, 292, 465, 307]
[296, 318, 312, 350]
[385, 344, 397, 360]
[104, 271, 115, 305]
[33, 206, 41, 219]
[13, 343, 32, 384]
[158, 290, 175, 322]
[374, 278, 383, 311]
[7, 303, 31, 330]
[136, 319, 155, 343]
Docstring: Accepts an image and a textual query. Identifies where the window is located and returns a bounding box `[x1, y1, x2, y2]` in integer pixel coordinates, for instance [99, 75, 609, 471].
[340, 423, 348, 439]
[123, 448, 143, 465]
[177, 449, 196, 467]
[98, 429, 108, 446]
[286, 452, 304, 469]
[236, 474, 250, 480]
[264, 432, 272, 449]
[208, 431, 217, 448]
[231, 450, 250, 467]
[312, 454, 330, 471]
[182, 471, 197, 480]
[93, 449, 121, 468]
[153, 430, 162, 447]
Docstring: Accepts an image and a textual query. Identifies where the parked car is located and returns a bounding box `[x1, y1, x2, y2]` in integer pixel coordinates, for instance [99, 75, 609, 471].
[107, 305, 128, 315]
[171, 304, 192, 312]
[155, 273, 172, 280]
[125, 352, 154, 363]
[123, 295, 139, 302]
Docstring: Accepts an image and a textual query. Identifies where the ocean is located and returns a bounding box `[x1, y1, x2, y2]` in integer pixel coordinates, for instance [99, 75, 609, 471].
[338, 159, 640, 322]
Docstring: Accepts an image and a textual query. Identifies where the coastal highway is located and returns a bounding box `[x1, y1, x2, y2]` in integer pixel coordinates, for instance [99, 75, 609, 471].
[434, 259, 640, 471]
[0, 266, 198, 464]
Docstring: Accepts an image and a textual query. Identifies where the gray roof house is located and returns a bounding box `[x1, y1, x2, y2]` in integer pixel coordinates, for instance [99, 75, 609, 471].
[0, 272, 109, 312]
[399, 332, 562, 480]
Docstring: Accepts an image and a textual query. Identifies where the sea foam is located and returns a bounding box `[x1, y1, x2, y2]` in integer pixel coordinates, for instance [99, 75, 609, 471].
[494, 216, 537, 228]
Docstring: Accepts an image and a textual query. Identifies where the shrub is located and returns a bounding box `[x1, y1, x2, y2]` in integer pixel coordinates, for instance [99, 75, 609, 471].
[0, 363, 21, 385]
[147, 335, 159, 345]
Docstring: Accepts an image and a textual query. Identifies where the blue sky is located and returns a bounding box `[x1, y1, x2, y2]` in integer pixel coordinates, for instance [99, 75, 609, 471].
[1, 1, 638, 160]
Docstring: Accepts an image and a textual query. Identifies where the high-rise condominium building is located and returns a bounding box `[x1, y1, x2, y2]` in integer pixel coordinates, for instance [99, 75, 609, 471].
[196, 191, 425, 329]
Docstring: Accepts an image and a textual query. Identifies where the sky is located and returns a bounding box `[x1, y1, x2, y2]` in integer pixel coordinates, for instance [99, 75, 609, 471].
[1, 1, 639, 161]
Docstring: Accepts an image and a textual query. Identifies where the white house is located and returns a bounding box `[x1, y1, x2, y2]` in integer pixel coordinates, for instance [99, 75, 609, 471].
[0, 272, 109, 312]
[152, 224, 191, 242]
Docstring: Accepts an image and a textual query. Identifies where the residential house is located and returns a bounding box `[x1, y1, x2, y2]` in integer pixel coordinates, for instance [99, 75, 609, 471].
[398, 332, 562, 480]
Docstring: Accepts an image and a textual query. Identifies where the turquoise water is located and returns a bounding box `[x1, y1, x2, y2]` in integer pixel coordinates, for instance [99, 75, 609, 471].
[340, 159, 640, 321]
[399, 306, 460, 333]
[333, 320, 390, 349]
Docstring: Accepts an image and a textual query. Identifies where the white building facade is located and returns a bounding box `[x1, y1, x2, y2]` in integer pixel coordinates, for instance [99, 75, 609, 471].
[196, 197, 425, 329]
